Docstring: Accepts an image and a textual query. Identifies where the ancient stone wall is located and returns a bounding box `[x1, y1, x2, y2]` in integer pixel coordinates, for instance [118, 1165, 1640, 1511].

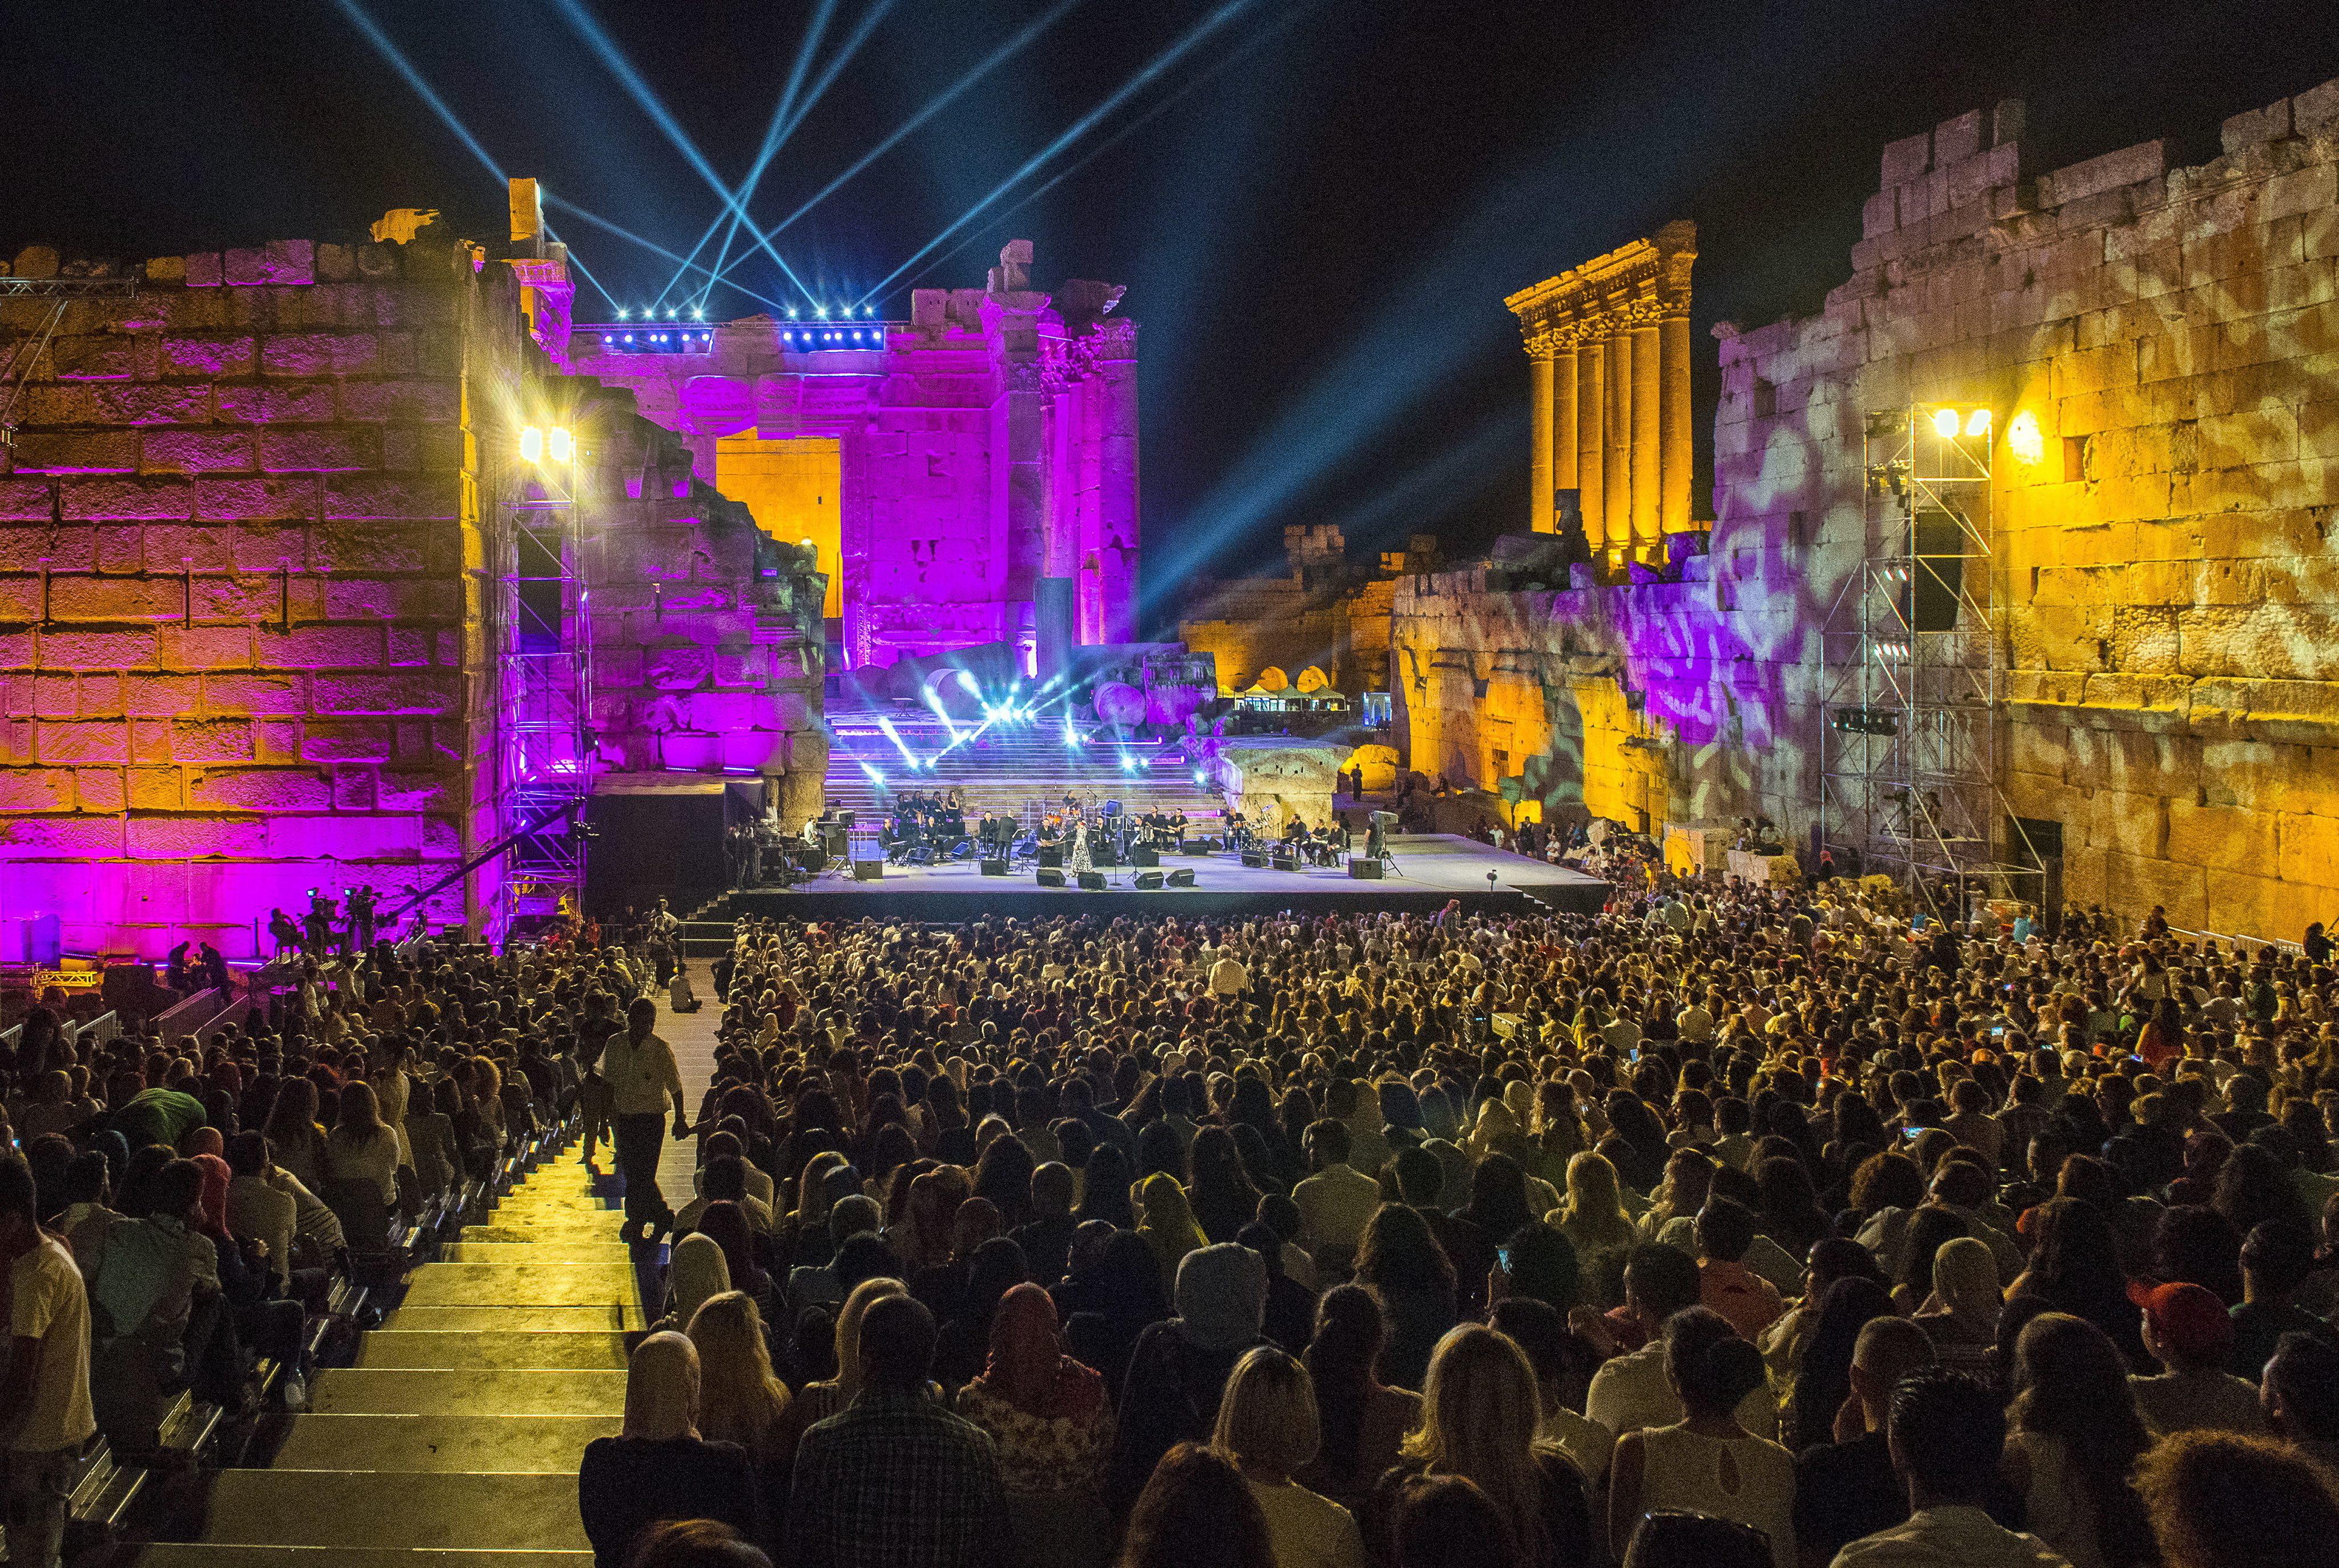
[577, 389, 829, 831]
[1396, 75, 2339, 938]
[0, 235, 511, 958]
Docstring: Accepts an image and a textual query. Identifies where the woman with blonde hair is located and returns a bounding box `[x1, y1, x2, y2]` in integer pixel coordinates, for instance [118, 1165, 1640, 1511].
[1913, 1233, 2003, 1379]
[323, 1080, 400, 1206]
[767, 1275, 907, 1476]
[577, 1332, 757, 1568]
[1550, 1153, 1638, 1260]
[685, 1290, 789, 1555]
[1215, 1345, 1365, 1568]
[1135, 1171, 1209, 1290]
[1366, 1324, 1593, 1568]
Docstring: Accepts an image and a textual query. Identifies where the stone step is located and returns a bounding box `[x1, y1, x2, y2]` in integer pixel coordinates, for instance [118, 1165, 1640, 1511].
[199, 1470, 589, 1551]
[271, 1413, 619, 1473]
[310, 1368, 626, 1418]
[139, 1547, 590, 1568]
[379, 1305, 641, 1333]
[458, 1223, 622, 1245]
[441, 1243, 637, 1264]
[400, 1264, 637, 1308]
[355, 1331, 632, 1370]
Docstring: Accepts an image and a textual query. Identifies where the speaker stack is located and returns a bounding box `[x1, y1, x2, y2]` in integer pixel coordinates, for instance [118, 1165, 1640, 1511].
[1240, 850, 1268, 869]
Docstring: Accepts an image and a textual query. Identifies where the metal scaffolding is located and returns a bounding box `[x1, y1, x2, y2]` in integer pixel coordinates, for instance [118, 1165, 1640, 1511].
[492, 444, 593, 928]
[1819, 403, 2035, 918]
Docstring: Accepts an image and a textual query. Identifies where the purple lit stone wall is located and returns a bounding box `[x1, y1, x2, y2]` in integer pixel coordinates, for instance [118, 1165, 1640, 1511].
[0, 235, 516, 960]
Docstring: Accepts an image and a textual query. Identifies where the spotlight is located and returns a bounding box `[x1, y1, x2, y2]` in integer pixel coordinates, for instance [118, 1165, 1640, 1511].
[616, 308, 630, 320]
[1964, 408, 1991, 437]
[622, 333, 634, 343]
[863, 305, 874, 316]
[1931, 408, 1960, 439]
[1193, 769, 1206, 785]
[519, 425, 544, 463]
[547, 427, 573, 463]
[692, 307, 705, 320]
[815, 305, 829, 318]
[786, 307, 798, 319]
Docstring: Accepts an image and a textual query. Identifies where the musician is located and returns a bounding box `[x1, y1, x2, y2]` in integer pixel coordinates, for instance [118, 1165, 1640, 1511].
[1170, 810, 1188, 846]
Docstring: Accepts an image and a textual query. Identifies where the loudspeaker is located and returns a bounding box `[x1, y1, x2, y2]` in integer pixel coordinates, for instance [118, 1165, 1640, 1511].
[851, 859, 884, 881]
[1094, 846, 1118, 867]
[1130, 847, 1159, 867]
[1135, 871, 1164, 890]
[1272, 854, 1299, 872]
[1902, 509, 1966, 631]
[1078, 871, 1107, 891]
[980, 859, 1008, 876]
[1036, 868, 1066, 887]
[1038, 847, 1062, 869]
[1241, 850, 1268, 869]
[1348, 858, 1385, 879]
[1167, 869, 1196, 887]
[1185, 841, 1212, 855]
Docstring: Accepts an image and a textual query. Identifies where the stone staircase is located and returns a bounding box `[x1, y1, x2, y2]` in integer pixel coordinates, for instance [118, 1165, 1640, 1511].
[136, 1151, 636, 1568]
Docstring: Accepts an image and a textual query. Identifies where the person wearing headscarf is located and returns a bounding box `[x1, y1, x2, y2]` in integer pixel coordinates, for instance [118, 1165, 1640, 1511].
[191, 1151, 310, 1408]
[1135, 1172, 1209, 1292]
[578, 1332, 758, 1568]
[1108, 1242, 1271, 1514]
[662, 1232, 731, 1333]
[956, 1282, 1116, 1568]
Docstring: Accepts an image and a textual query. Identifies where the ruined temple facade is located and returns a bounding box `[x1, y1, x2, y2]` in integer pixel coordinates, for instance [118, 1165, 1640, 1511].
[0, 230, 824, 959]
[564, 240, 1139, 673]
[1395, 75, 2339, 940]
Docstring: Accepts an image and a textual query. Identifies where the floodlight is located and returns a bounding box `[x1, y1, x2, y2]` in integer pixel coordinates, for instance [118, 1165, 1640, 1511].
[519, 425, 544, 463]
[547, 427, 573, 463]
[1964, 408, 1991, 437]
[1931, 409, 1960, 439]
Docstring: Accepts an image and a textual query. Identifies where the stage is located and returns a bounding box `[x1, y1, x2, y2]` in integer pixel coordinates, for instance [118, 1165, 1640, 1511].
[725, 834, 1610, 923]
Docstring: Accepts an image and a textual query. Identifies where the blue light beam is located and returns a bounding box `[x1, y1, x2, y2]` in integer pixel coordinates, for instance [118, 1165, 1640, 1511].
[853, 1, 1253, 309]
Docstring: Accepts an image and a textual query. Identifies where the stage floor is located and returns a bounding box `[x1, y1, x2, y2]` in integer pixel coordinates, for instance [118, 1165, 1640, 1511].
[728, 834, 1610, 923]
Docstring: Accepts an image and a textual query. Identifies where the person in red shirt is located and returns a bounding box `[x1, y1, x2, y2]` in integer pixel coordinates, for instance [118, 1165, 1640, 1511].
[1694, 1197, 1786, 1341]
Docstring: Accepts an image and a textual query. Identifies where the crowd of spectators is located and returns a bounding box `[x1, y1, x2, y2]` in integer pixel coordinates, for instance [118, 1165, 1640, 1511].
[570, 875, 2339, 1568]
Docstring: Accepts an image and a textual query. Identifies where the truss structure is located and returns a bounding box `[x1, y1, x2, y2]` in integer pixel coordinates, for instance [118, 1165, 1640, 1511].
[1818, 404, 2039, 917]
[492, 458, 593, 928]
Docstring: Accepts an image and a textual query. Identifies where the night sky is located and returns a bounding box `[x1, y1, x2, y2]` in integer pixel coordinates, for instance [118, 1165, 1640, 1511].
[8, 1, 2337, 628]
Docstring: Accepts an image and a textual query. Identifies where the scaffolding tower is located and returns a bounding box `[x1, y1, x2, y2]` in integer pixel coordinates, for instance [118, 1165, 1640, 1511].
[1818, 403, 2036, 918]
[492, 439, 593, 930]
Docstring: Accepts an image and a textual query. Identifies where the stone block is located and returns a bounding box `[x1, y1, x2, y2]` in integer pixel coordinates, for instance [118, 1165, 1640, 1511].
[256, 625, 384, 668]
[35, 721, 129, 763]
[2104, 849, 2207, 928]
[194, 475, 318, 521]
[122, 674, 201, 717]
[45, 576, 178, 622]
[184, 253, 222, 288]
[310, 671, 459, 715]
[89, 383, 214, 425]
[2164, 798, 2277, 868]
[50, 336, 135, 380]
[260, 333, 379, 377]
[170, 718, 255, 763]
[125, 763, 178, 806]
[335, 379, 459, 423]
[256, 428, 380, 472]
[144, 256, 187, 283]
[323, 472, 457, 520]
[74, 767, 126, 813]
[37, 629, 158, 671]
[11, 246, 59, 279]
[316, 245, 354, 282]
[140, 430, 255, 474]
[186, 767, 331, 811]
[0, 768, 75, 810]
[161, 336, 256, 379]
[59, 478, 193, 522]
[308, 521, 424, 573]
[2278, 811, 2339, 889]
[1882, 130, 1932, 186]
[1933, 109, 1984, 166]
[299, 720, 392, 762]
[2222, 99, 2293, 155]
[2037, 140, 2168, 208]
[2297, 77, 2339, 135]
[9, 431, 139, 474]
[158, 626, 253, 671]
[216, 381, 337, 423]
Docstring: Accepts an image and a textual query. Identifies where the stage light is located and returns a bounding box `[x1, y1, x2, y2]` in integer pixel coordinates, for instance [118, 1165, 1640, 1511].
[616, 308, 630, 320]
[1193, 769, 1207, 785]
[547, 427, 573, 463]
[815, 305, 829, 319]
[623, 333, 634, 343]
[787, 307, 798, 319]
[692, 307, 705, 321]
[1931, 408, 1960, 439]
[519, 425, 544, 463]
[1964, 408, 1991, 437]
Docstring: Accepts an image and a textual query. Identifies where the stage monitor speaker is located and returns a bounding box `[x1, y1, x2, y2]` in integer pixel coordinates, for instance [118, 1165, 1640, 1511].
[1094, 846, 1119, 867]
[1272, 854, 1299, 872]
[1036, 868, 1066, 887]
[1185, 842, 1212, 855]
[980, 858, 1009, 877]
[1240, 850, 1268, 869]
[1349, 858, 1385, 879]
[1135, 871, 1164, 890]
[1167, 869, 1196, 887]
[1901, 509, 1967, 631]
[1038, 847, 1063, 869]
[1130, 847, 1159, 867]
[1078, 871, 1107, 891]
[851, 859, 884, 881]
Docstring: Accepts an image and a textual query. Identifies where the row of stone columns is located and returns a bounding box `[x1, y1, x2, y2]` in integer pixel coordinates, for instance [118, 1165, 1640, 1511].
[1508, 224, 1698, 565]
